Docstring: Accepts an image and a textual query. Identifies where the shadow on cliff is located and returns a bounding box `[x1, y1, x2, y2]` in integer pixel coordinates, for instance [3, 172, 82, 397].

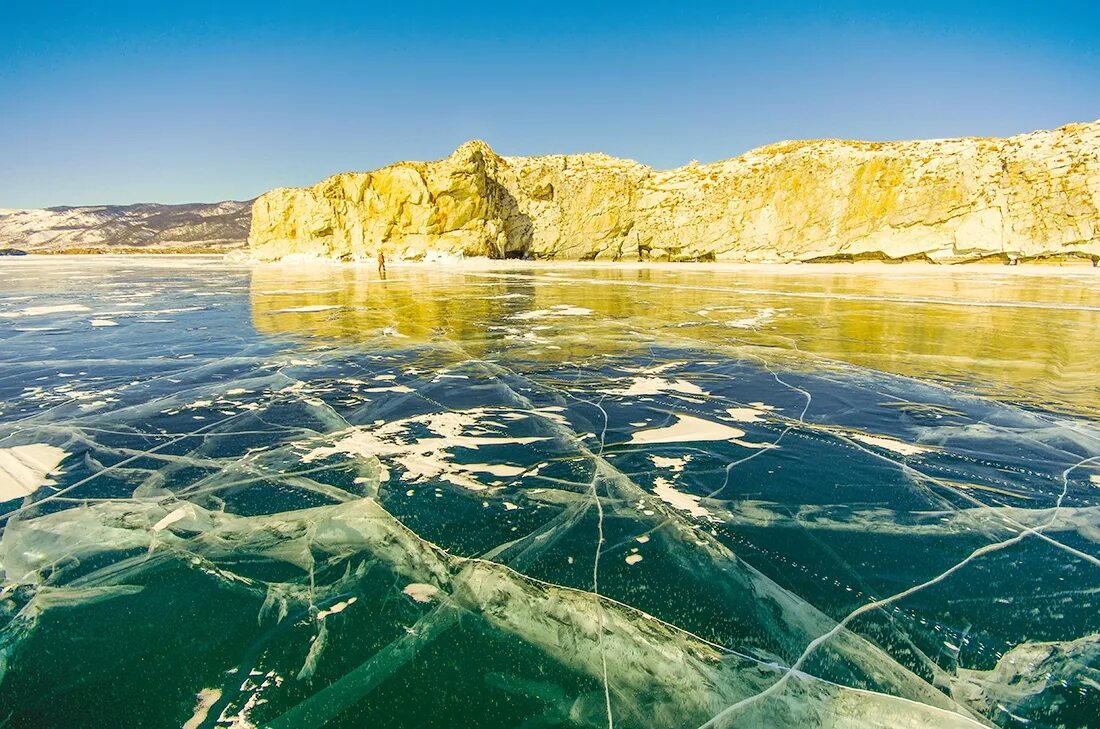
[484, 177, 534, 259]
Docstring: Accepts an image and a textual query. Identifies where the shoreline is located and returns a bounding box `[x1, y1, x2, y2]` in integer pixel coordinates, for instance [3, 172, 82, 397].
[3, 253, 1098, 275]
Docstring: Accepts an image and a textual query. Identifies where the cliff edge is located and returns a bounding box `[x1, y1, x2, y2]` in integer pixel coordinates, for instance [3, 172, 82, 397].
[249, 123, 1100, 263]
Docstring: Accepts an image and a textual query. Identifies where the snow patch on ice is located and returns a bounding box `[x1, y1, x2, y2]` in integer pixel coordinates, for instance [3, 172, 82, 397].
[650, 454, 691, 473]
[317, 596, 358, 620]
[182, 688, 222, 729]
[603, 377, 707, 397]
[151, 506, 192, 532]
[512, 305, 593, 321]
[0, 444, 68, 502]
[403, 583, 440, 603]
[630, 414, 746, 445]
[0, 304, 91, 318]
[299, 408, 546, 492]
[652, 476, 712, 519]
[725, 403, 776, 422]
[850, 433, 930, 456]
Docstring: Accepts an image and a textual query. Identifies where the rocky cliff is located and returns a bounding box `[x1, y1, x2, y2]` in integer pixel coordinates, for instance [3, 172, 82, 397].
[249, 122, 1100, 263]
[0, 200, 252, 253]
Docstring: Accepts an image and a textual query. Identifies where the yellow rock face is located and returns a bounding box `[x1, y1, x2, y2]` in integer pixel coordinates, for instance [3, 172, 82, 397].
[249, 123, 1100, 263]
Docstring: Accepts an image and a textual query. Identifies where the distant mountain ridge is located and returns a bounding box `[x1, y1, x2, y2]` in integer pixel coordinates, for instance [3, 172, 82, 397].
[0, 200, 251, 253]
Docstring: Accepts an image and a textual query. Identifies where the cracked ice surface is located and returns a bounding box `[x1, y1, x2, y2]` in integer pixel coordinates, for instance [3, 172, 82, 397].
[0, 257, 1099, 728]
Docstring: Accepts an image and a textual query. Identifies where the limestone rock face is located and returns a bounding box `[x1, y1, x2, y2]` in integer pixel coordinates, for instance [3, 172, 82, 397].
[249, 122, 1100, 263]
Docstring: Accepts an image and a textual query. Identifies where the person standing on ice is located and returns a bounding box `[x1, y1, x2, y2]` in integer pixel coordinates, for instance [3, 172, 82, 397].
[377, 249, 386, 275]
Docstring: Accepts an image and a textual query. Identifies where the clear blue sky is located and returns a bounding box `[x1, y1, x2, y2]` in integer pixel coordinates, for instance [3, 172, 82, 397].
[2, 1, 1098, 208]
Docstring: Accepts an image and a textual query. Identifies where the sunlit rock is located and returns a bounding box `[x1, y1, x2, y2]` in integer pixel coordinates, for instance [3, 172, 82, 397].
[249, 122, 1100, 263]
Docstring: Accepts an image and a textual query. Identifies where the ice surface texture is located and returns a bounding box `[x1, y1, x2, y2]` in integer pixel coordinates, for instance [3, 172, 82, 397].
[0, 258, 1098, 728]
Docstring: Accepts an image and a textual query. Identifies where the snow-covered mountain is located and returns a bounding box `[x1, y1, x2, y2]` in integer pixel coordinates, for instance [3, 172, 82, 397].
[0, 200, 251, 253]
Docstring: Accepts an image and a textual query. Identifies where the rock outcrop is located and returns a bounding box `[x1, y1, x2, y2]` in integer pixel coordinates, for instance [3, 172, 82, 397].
[0, 201, 252, 253]
[249, 122, 1100, 263]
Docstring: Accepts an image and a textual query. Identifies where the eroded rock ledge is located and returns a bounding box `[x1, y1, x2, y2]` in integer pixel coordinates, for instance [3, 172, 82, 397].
[249, 122, 1100, 263]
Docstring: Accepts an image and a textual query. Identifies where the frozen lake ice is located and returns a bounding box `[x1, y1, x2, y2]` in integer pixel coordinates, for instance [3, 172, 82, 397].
[0, 257, 1098, 728]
